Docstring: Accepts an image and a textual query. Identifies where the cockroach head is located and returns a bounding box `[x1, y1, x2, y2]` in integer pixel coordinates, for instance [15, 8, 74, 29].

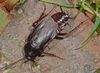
[24, 43, 40, 61]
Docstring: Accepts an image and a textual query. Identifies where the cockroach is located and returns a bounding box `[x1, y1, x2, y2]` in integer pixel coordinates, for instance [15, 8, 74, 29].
[24, 3, 70, 61]
[0, 3, 86, 70]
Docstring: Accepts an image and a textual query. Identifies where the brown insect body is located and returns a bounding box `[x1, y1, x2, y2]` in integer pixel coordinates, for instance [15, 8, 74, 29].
[52, 12, 69, 32]
[24, 5, 69, 61]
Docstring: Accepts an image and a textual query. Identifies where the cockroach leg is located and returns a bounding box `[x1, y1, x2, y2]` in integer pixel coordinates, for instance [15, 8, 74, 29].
[39, 2, 46, 19]
[57, 19, 88, 37]
[32, 2, 46, 27]
[42, 52, 64, 60]
[32, 22, 37, 27]
[58, 31, 68, 36]
[68, 19, 88, 35]
[60, 6, 63, 12]
[58, 19, 88, 37]
[54, 36, 64, 40]
[46, 4, 57, 16]
[55, 31, 68, 39]
[32, 4, 57, 27]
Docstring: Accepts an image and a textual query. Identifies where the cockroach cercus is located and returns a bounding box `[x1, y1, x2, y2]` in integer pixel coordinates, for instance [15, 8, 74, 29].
[0, 3, 85, 70]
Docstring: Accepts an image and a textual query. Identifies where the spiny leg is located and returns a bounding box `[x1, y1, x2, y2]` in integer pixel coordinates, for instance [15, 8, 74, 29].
[57, 31, 68, 36]
[55, 31, 68, 40]
[32, 2, 46, 27]
[32, 4, 57, 27]
[68, 19, 88, 35]
[42, 52, 64, 60]
[46, 4, 57, 16]
[39, 2, 46, 19]
[57, 19, 88, 36]
[60, 6, 63, 12]
[39, 2, 58, 18]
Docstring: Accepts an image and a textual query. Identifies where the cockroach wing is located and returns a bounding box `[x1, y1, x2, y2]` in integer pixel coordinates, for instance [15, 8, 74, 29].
[27, 16, 58, 50]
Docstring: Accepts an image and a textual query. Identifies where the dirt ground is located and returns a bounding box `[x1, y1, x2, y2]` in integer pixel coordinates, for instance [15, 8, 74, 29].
[0, 0, 100, 73]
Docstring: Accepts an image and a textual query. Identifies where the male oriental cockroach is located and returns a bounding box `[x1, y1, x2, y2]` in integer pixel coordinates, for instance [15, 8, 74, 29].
[24, 3, 71, 61]
[0, 3, 85, 70]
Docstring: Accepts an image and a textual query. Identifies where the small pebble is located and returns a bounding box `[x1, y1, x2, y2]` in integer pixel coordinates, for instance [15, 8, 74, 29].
[83, 64, 95, 73]
[18, 8, 24, 14]
[41, 63, 51, 73]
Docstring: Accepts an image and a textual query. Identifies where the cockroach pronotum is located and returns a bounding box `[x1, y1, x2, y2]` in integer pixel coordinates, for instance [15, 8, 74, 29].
[0, 3, 86, 70]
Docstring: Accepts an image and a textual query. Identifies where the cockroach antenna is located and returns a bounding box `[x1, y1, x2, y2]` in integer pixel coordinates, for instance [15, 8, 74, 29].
[0, 57, 25, 70]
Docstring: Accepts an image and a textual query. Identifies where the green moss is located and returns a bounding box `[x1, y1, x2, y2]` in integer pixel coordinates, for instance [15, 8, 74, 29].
[31, 61, 38, 67]
[94, 68, 100, 73]
[96, 24, 100, 35]
[0, 8, 10, 29]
